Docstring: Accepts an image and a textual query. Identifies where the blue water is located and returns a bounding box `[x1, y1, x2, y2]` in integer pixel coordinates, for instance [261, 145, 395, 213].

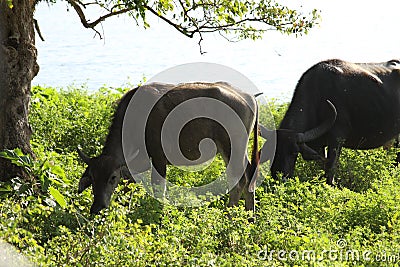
[32, 1, 400, 100]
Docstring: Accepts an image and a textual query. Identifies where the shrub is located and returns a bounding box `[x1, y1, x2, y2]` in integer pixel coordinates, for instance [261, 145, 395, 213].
[0, 85, 399, 266]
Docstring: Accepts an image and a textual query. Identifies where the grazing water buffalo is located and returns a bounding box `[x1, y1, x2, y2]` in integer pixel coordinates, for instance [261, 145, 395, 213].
[77, 82, 260, 214]
[263, 59, 400, 184]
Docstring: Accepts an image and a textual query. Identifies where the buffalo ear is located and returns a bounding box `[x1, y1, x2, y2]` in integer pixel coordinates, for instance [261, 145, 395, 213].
[120, 165, 135, 182]
[78, 168, 92, 193]
[299, 143, 323, 161]
[77, 147, 91, 164]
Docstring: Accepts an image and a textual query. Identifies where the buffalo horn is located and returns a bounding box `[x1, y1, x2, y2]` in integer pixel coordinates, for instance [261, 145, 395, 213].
[125, 148, 140, 164]
[298, 100, 337, 143]
[78, 172, 92, 193]
[77, 147, 91, 164]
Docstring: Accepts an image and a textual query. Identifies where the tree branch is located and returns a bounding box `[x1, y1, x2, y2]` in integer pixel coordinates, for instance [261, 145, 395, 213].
[144, 4, 194, 38]
[64, 0, 319, 53]
[66, 0, 134, 38]
[197, 32, 206, 55]
[34, 19, 45, 41]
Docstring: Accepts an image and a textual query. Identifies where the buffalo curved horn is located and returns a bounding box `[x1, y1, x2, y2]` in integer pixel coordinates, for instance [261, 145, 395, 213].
[77, 147, 91, 164]
[78, 168, 92, 193]
[298, 100, 337, 143]
[125, 148, 140, 164]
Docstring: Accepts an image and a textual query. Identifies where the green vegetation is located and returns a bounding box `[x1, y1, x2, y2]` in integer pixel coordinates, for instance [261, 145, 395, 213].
[1, 85, 400, 266]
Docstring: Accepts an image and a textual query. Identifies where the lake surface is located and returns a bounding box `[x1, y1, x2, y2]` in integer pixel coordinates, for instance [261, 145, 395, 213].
[33, 1, 400, 100]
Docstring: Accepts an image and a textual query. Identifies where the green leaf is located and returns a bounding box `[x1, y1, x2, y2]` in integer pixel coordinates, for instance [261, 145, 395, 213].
[0, 149, 33, 173]
[7, 0, 13, 8]
[49, 186, 67, 208]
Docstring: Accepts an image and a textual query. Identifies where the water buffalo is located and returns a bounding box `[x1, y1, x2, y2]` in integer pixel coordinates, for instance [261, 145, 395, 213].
[263, 59, 400, 184]
[77, 82, 260, 214]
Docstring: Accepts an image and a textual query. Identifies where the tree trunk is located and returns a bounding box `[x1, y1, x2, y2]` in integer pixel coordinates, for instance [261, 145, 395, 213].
[0, 0, 38, 181]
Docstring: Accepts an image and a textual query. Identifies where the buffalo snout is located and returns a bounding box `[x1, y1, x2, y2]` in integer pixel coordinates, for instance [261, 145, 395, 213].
[90, 202, 107, 214]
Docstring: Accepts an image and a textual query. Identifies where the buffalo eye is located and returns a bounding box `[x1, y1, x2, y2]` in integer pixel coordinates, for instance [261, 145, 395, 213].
[109, 175, 118, 184]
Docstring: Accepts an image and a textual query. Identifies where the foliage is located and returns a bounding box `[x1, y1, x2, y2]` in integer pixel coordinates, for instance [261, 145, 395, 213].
[0, 148, 68, 208]
[62, 0, 320, 52]
[29, 85, 125, 156]
[1, 85, 400, 266]
[7, 0, 13, 9]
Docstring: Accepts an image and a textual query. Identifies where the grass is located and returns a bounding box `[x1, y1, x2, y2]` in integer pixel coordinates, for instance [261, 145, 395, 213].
[0, 85, 400, 266]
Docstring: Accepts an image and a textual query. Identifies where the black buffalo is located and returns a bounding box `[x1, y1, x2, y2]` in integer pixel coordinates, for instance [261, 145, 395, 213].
[77, 82, 260, 214]
[263, 59, 400, 184]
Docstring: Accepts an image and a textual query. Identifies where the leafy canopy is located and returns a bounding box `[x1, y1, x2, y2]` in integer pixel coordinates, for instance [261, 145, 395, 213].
[58, 0, 319, 51]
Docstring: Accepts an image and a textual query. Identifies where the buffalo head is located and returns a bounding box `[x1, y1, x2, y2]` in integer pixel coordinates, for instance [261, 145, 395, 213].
[261, 100, 337, 180]
[270, 129, 325, 179]
[77, 148, 138, 214]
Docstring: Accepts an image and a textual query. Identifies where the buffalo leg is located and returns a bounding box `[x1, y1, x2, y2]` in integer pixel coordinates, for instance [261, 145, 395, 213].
[243, 163, 255, 212]
[230, 167, 255, 211]
[244, 191, 255, 212]
[221, 151, 247, 208]
[151, 158, 167, 200]
[227, 174, 246, 207]
[316, 147, 327, 170]
[244, 190, 255, 211]
[325, 144, 342, 185]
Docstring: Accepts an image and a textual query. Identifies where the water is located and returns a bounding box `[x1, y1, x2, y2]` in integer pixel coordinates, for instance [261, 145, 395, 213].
[32, 1, 400, 100]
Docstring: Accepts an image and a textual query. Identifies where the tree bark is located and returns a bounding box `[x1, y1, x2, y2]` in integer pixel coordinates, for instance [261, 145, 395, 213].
[0, 0, 38, 181]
